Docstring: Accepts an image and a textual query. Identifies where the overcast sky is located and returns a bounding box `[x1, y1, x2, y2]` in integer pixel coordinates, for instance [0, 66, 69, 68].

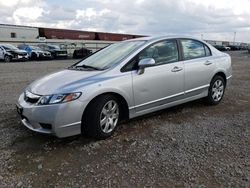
[0, 0, 250, 42]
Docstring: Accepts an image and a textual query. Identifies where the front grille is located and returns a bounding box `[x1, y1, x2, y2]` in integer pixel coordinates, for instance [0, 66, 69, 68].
[18, 52, 27, 56]
[57, 51, 67, 55]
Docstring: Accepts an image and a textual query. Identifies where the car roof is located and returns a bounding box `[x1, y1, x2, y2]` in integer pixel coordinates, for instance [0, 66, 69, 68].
[0, 44, 17, 47]
[128, 35, 201, 42]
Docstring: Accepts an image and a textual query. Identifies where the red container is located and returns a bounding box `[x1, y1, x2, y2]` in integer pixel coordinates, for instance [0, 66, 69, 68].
[39, 28, 96, 40]
[39, 27, 146, 41]
[98, 33, 136, 41]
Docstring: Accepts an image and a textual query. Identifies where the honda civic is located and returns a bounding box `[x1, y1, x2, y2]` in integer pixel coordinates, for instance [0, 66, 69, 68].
[16, 36, 232, 139]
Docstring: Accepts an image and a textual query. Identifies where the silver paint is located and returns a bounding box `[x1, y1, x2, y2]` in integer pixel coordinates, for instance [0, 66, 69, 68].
[17, 36, 232, 138]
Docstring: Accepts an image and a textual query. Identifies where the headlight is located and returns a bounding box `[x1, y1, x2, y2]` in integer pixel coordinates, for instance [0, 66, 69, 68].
[37, 92, 81, 105]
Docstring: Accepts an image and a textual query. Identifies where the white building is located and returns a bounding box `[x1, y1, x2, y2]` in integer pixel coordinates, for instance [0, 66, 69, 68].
[0, 24, 39, 40]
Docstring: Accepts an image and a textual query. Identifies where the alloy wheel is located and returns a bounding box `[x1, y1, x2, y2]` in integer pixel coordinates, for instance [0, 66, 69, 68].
[212, 80, 224, 102]
[4, 56, 10, 62]
[100, 100, 119, 133]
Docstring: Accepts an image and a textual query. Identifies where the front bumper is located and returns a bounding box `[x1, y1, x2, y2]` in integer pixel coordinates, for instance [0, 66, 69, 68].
[38, 53, 52, 59]
[13, 54, 29, 61]
[55, 52, 68, 58]
[17, 92, 88, 138]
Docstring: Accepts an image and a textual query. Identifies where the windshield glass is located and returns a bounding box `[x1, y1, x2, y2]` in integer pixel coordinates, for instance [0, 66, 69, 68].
[74, 40, 146, 69]
[31, 46, 42, 50]
[48, 45, 60, 50]
[2, 44, 19, 50]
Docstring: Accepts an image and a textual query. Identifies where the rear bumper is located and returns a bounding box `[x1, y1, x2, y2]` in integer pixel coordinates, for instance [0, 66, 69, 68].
[17, 93, 88, 138]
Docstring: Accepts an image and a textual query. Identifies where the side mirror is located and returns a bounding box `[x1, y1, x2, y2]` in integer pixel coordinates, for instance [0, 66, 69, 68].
[137, 58, 155, 75]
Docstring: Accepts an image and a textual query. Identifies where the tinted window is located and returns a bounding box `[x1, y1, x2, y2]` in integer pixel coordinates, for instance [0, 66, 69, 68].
[181, 39, 206, 60]
[138, 40, 179, 65]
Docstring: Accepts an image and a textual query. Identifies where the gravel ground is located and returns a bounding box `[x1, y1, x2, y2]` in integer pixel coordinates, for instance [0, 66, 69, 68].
[0, 52, 249, 187]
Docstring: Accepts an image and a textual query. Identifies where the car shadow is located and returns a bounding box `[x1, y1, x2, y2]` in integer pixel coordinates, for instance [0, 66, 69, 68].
[124, 98, 207, 124]
[10, 98, 207, 153]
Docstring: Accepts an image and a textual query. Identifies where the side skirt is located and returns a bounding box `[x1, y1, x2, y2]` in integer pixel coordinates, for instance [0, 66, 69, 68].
[129, 88, 208, 119]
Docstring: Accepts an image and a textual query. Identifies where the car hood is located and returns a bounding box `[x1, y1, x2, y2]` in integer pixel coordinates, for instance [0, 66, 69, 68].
[7, 49, 27, 54]
[27, 69, 105, 95]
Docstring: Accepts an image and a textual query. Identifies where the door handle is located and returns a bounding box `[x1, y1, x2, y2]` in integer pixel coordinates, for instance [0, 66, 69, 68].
[204, 60, 213, 65]
[171, 66, 183, 72]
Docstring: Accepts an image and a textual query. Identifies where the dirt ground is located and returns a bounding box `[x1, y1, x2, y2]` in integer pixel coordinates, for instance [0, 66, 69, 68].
[0, 51, 249, 187]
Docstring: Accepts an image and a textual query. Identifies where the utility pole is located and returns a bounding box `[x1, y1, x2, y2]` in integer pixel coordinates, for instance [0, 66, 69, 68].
[233, 32, 236, 45]
[201, 34, 203, 40]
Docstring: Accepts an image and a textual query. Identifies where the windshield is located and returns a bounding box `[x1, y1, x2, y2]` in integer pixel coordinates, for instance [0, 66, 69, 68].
[48, 45, 60, 50]
[73, 40, 146, 70]
[2, 44, 19, 50]
[31, 46, 42, 50]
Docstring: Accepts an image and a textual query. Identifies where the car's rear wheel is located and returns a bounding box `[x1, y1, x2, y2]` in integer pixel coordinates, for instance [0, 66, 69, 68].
[206, 75, 225, 105]
[31, 53, 38, 60]
[82, 94, 120, 139]
[4, 55, 11, 62]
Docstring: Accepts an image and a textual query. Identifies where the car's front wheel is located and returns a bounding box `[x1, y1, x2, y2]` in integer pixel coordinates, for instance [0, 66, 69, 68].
[4, 55, 11, 63]
[206, 75, 226, 105]
[82, 95, 120, 139]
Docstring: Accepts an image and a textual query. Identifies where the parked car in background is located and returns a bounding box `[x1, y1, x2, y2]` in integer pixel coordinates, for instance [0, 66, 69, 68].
[0, 44, 29, 62]
[73, 47, 92, 59]
[37, 44, 67, 59]
[228, 45, 241, 51]
[225, 46, 231, 51]
[18, 44, 52, 60]
[213, 45, 227, 51]
[16, 36, 232, 139]
[239, 46, 248, 50]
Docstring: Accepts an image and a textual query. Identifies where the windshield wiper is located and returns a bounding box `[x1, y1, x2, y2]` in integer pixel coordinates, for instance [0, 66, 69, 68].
[70, 64, 103, 71]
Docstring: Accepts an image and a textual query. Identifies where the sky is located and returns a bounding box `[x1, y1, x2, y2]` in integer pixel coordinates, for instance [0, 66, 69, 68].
[0, 0, 250, 42]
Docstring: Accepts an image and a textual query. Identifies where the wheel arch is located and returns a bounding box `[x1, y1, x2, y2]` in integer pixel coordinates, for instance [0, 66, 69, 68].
[4, 54, 12, 62]
[5, 53, 13, 58]
[212, 71, 227, 86]
[82, 92, 130, 124]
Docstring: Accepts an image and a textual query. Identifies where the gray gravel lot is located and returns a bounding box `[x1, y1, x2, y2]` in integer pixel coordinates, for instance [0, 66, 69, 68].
[0, 52, 250, 187]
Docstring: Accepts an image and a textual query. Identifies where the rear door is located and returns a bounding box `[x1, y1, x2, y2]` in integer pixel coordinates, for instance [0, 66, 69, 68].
[180, 39, 216, 96]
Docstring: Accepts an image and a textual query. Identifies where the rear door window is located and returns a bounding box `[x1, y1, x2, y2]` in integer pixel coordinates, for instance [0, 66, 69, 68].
[181, 39, 206, 60]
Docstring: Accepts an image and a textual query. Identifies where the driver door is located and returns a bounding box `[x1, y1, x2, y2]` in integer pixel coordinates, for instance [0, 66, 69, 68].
[131, 40, 184, 114]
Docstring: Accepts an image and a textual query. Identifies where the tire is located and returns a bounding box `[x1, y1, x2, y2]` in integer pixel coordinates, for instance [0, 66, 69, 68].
[82, 94, 120, 139]
[31, 53, 38, 60]
[206, 75, 226, 105]
[4, 55, 11, 63]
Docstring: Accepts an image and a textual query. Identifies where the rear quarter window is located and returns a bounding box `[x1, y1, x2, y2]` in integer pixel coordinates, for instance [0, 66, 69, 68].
[204, 45, 212, 56]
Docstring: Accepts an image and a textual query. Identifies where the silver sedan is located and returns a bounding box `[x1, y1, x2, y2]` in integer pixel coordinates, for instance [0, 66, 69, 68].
[16, 36, 232, 139]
